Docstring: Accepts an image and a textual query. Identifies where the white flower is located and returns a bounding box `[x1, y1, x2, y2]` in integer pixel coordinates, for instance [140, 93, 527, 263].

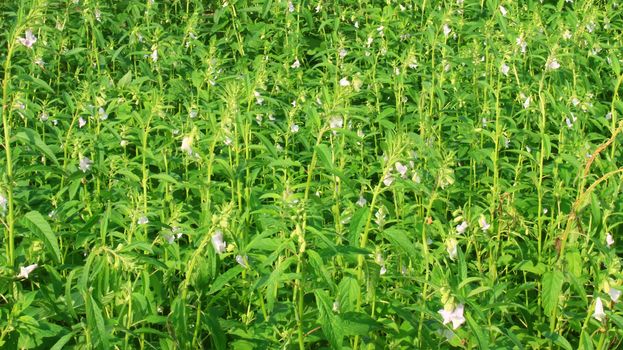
[40, 112, 49, 122]
[482, 118, 487, 127]
[446, 238, 458, 260]
[98, 107, 108, 120]
[211, 230, 227, 254]
[516, 36, 527, 53]
[439, 304, 466, 329]
[291, 58, 300, 69]
[0, 193, 7, 213]
[79, 117, 87, 128]
[291, 100, 297, 107]
[95, 8, 102, 22]
[17, 264, 38, 279]
[137, 216, 149, 225]
[456, 221, 468, 234]
[499, 5, 507, 16]
[332, 300, 340, 312]
[374, 207, 386, 226]
[395, 162, 408, 178]
[443, 24, 451, 37]
[501, 63, 510, 76]
[479, 216, 491, 232]
[339, 49, 348, 59]
[34, 57, 45, 67]
[288, 1, 294, 12]
[329, 116, 343, 129]
[236, 254, 249, 268]
[339, 77, 350, 87]
[523, 96, 531, 109]
[151, 49, 158, 62]
[412, 171, 421, 184]
[254, 91, 264, 105]
[609, 288, 621, 303]
[382, 173, 394, 186]
[546, 58, 561, 70]
[565, 117, 573, 128]
[19, 29, 37, 48]
[356, 196, 367, 207]
[606, 233, 614, 247]
[79, 156, 93, 172]
[189, 109, 198, 118]
[181, 136, 193, 155]
[606, 112, 612, 120]
[224, 136, 233, 146]
[593, 297, 606, 322]
[408, 58, 418, 69]
[380, 266, 387, 275]
[290, 124, 299, 133]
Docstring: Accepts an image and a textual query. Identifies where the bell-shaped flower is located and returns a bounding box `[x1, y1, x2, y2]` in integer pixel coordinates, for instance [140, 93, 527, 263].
[236, 254, 249, 268]
[456, 221, 468, 234]
[181, 135, 193, 155]
[609, 288, 621, 303]
[606, 233, 614, 247]
[478, 216, 490, 232]
[79, 156, 93, 172]
[211, 230, 227, 254]
[17, 264, 38, 279]
[19, 29, 37, 48]
[593, 297, 606, 322]
[395, 162, 408, 178]
[438, 303, 465, 329]
[446, 238, 458, 260]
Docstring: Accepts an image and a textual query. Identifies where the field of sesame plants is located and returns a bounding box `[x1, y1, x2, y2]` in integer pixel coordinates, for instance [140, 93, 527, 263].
[1, 0, 623, 349]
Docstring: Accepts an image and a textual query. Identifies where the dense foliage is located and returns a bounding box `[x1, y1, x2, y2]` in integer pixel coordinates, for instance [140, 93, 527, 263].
[1, 0, 623, 349]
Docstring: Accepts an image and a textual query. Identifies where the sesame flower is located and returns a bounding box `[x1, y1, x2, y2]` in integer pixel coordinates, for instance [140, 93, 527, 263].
[329, 116, 343, 129]
[523, 96, 531, 109]
[339, 77, 351, 87]
[0, 193, 7, 213]
[499, 5, 507, 16]
[212, 230, 227, 254]
[382, 173, 394, 186]
[446, 238, 458, 260]
[609, 287, 621, 303]
[380, 265, 387, 275]
[181, 135, 193, 155]
[439, 303, 466, 329]
[19, 29, 37, 48]
[501, 63, 510, 76]
[546, 58, 561, 70]
[79, 156, 93, 172]
[479, 216, 491, 232]
[137, 216, 149, 225]
[98, 107, 108, 120]
[456, 221, 468, 234]
[79, 117, 87, 128]
[443, 24, 451, 37]
[356, 196, 367, 207]
[290, 124, 299, 133]
[291, 58, 300, 69]
[592, 297, 606, 322]
[151, 49, 158, 62]
[606, 233, 614, 247]
[395, 162, 408, 178]
[40, 112, 49, 122]
[236, 254, 249, 268]
[17, 264, 38, 279]
[339, 49, 348, 59]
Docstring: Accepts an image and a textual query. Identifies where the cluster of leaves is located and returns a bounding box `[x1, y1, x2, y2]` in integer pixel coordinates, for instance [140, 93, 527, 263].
[1, 0, 622, 349]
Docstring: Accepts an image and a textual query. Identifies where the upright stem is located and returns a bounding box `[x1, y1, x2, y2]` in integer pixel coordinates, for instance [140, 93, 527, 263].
[2, 40, 15, 267]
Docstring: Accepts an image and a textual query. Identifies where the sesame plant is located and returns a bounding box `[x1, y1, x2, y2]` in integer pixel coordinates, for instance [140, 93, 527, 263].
[1, 0, 623, 349]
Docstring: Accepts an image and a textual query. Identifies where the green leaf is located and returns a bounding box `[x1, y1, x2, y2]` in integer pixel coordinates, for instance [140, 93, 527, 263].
[12, 128, 59, 166]
[466, 312, 489, 350]
[542, 270, 564, 317]
[314, 289, 343, 350]
[85, 291, 110, 349]
[23, 211, 61, 263]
